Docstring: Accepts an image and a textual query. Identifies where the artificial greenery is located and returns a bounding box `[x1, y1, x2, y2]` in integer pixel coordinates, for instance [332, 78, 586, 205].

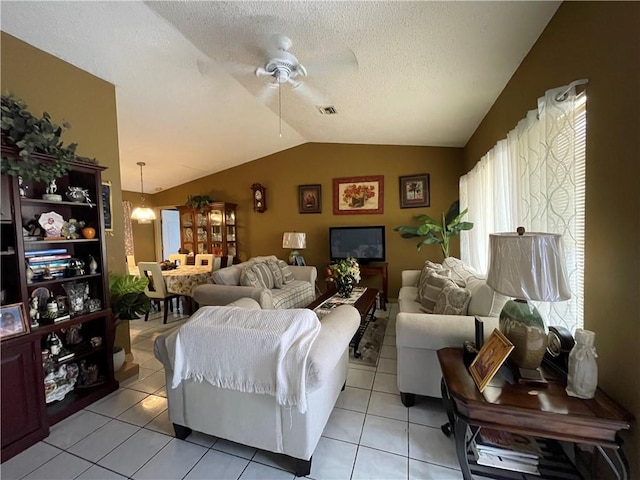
[108, 273, 151, 321]
[394, 200, 474, 258]
[0, 93, 96, 184]
[186, 195, 213, 211]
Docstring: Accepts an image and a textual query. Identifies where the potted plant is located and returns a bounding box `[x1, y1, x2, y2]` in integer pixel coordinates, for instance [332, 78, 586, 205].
[108, 273, 152, 371]
[394, 200, 474, 258]
[0, 94, 97, 185]
[186, 195, 213, 212]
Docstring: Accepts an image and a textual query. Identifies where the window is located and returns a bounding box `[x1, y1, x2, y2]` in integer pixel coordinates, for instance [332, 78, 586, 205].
[460, 88, 586, 332]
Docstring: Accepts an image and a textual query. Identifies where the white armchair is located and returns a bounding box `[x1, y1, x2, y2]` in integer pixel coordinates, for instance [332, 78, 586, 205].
[153, 299, 360, 476]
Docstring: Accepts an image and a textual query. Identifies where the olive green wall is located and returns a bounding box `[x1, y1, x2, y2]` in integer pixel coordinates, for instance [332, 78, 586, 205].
[152, 143, 465, 295]
[463, 2, 640, 475]
[1, 32, 126, 276]
[121, 190, 157, 263]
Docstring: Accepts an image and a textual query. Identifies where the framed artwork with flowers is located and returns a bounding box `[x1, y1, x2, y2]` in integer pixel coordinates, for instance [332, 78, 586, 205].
[333, 176, 384, 215]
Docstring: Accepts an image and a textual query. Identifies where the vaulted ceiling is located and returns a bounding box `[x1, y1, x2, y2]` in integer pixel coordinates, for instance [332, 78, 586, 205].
[1, 1, 560, 193]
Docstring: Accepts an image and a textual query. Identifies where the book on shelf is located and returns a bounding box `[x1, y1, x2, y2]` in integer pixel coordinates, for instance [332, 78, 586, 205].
[25, 248, 68, 257]
[476, 427, 542, 459]
[28, 254, 72, 263]
[471, 442, 540, 475]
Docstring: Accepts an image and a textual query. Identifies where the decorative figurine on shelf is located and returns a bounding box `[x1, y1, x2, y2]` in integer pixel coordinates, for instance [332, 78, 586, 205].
[61, 218, 85, 240]
[29, 296, 40, 327]
[88, 255, 98, 274]
[18, 176, 28, 198]
[64, 325, 83, 346]
[43, 179, 62, 202]
[26, 262, 35, 284]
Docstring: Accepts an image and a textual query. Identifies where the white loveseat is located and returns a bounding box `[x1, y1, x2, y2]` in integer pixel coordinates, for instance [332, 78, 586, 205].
[193, 255, 316, 309]
[153, 298, 359, 476]
[396, 257, 508, 404]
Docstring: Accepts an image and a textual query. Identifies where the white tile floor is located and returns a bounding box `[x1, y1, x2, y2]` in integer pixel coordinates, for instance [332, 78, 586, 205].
[1, 304, 462, 480]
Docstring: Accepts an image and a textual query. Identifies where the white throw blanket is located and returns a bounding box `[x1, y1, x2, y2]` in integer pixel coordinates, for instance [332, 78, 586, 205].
[171, 306, 320, 413]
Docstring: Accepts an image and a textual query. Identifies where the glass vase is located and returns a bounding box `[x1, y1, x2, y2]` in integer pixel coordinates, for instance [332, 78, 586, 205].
[335, 276, 354, 298]
[63, 282, 88, 316]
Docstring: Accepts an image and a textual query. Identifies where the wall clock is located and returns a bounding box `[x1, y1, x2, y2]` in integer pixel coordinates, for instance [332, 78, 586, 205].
[251, 183, 267, 213]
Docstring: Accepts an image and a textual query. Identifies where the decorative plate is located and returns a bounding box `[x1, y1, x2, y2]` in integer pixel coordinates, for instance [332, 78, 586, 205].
[38, 211, 65, 238]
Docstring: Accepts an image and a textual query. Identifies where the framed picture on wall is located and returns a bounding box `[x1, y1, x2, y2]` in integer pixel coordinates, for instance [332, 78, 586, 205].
[333, 176, 384, 215]
[101, 181, 113, 232]
[298, 184, 322, 214]
[399, 174, 430, 208]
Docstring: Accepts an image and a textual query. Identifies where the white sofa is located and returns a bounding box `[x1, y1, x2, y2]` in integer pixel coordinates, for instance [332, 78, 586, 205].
[193, 255, 316, 309]
[153, 297, 360, 477]
[396, 257, 508, 404]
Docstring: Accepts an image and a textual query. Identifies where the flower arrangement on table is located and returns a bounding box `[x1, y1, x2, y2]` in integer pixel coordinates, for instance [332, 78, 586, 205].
[327, 257, 361, 298]
[342, 184, 375, 208]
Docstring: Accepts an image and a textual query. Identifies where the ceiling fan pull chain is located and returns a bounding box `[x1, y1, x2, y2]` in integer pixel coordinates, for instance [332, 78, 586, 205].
[279, 81, 282, 138]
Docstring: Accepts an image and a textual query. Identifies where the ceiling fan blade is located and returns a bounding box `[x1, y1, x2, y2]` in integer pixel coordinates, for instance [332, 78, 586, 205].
[292, 81, 329, 107]
[257, 82, 278, 104]
[303, 47, 359, 77]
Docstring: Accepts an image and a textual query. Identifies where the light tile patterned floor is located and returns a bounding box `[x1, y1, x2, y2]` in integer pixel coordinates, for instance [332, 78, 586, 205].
[1, 304, 461, 480]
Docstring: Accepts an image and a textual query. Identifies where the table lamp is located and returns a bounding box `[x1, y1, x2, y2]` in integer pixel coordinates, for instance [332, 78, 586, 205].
[486, 228, 570, 376]
[282, 232, 306, 265]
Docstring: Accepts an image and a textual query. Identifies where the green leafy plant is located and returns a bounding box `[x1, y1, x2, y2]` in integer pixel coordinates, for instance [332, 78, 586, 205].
[394, 200, 474, 258]
[0, 93, 96, 184]
[108, 273, 151, 321]
[186, 195, 213, 212]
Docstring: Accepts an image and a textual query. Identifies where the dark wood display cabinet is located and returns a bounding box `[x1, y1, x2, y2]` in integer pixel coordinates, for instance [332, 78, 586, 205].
[0, 146, 118, 462]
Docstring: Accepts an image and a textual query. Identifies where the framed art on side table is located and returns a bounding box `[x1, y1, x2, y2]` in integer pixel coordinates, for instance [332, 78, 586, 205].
[333, 176, 384, 215]
[469, 328, 514, 392]
[399, 173, 430, 208]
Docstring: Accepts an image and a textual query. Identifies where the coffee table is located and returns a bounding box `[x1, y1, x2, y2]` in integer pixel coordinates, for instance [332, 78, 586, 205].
[307, 287, 378, 358]
[437, 347, 634, 479]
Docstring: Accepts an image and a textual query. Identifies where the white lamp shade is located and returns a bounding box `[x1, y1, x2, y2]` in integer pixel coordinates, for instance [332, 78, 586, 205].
[487, 232, 571, 302]
[282, 232, 306, 249]
[131, 206, 156, 222]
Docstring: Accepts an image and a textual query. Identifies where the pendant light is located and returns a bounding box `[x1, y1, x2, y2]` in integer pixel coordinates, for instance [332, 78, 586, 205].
[130, 162, 156, 223]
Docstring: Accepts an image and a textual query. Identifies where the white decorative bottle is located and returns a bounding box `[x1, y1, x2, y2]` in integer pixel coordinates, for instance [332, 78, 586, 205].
[566, 329, 598, 399]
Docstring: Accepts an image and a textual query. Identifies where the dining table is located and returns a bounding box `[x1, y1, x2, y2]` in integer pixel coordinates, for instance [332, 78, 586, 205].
[129, 264, 213, 315]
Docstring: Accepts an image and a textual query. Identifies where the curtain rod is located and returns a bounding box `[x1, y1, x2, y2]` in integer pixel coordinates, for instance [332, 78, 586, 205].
[555, 79, 589, 101]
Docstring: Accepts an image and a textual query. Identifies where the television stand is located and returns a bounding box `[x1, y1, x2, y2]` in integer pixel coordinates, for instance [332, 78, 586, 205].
[358, 262, 388, 310]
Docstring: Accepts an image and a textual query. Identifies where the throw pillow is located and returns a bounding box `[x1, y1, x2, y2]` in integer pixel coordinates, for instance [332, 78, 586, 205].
[417, 261, 450, 303]
[266, 260, 284, 289]
[434, 284, 472, 315]
[442, 257, 479, 287]
[278, 259, 295, 284]
[252, 263, 275, 289]
[240, 266, 263, 288]
[420, 272, 456, 313]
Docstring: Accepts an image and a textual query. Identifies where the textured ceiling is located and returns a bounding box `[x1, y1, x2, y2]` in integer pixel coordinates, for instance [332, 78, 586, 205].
[1, 1, 560, 193]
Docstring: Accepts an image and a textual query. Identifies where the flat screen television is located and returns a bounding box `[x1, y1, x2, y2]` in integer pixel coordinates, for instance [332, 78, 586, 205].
[329, 226, 386, 263]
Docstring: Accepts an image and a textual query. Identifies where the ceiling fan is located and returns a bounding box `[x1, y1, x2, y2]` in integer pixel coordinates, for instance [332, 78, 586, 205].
[241, 33, 358, 136]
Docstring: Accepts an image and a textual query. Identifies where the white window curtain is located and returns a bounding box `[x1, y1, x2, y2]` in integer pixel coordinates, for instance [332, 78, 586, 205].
[123, 201, 135, 256]
[460, 85, 586, 332]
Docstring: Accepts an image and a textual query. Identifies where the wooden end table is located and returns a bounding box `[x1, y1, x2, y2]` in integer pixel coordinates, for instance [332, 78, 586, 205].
[437, 347, 634, 479]
[307, 287, 378, 358]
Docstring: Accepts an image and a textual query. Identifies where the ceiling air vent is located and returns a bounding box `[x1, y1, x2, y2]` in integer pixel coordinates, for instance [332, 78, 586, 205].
[317, 105, 338, 115]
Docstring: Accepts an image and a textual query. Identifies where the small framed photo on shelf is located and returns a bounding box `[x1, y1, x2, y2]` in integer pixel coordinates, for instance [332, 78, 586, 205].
[294, 256, 306, 266]
[469, 328, 514, 392]
[0, 303, 30, 341]
[298, 184, 322, 214]
[399, 174, 430, 208]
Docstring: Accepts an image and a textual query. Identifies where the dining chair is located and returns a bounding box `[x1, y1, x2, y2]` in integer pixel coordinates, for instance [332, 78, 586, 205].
[212, 256, 222, 272]
[126, 255, 138, 275]
[195, 254, 214, 269]
[168, 253, 187, 267]
[138, 262, 180, 324]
